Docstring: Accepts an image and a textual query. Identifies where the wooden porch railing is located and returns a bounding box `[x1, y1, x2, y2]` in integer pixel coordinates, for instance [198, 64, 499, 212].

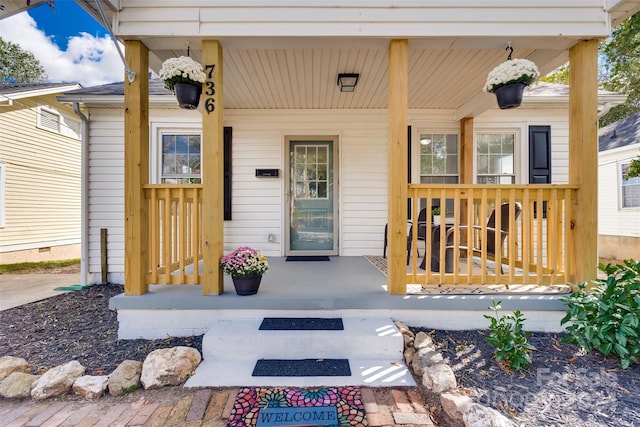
[407, 184, 578, 288]
[144, 185, 203, 285]
[142, 183, 578, 290]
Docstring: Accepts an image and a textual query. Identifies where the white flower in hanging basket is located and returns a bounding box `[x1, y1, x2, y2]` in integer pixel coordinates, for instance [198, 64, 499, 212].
[158, 56, 206, 92]
[483, 58, 539, 94]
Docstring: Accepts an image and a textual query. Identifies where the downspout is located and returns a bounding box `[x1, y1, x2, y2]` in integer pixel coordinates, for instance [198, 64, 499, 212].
[72, 102, 89, 286]
[598, 102, 613, 119]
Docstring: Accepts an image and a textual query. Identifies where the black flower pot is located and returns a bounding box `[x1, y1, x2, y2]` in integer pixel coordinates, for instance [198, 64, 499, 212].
[494, 82, 526, 109]
[231, 275, 262, 295]
[174, 82, 202, 110]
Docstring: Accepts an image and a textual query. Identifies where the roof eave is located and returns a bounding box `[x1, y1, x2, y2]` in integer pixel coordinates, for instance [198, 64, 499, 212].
[1, 84, 82, 101]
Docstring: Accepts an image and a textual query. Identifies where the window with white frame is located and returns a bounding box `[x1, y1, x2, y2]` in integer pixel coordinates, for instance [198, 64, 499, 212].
[476, 132, 516, 184]
[161, 133, 201, 184]
[621, 161, 640, 208]
[0, 163, 5, 227]
[419, 133, 459, 184]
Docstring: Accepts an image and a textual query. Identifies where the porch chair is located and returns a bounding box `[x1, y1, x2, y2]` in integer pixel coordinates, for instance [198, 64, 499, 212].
[383, 208, 428, 265]
[431, 202, 522, 273]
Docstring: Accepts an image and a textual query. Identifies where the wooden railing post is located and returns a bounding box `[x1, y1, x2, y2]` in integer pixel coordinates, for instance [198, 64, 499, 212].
[387, 39, 409, 295]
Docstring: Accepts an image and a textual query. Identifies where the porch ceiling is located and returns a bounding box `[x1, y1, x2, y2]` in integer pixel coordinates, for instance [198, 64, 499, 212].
[139, 37, 570, 115]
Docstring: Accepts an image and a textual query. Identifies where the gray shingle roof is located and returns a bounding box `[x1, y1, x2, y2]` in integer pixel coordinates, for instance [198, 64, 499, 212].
[599, 112, 640, 152]
[0, 82, 80, 96]
[62, 79, 171, 96]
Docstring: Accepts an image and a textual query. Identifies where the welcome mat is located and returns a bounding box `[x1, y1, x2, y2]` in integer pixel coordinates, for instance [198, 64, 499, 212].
[286, 256, 330, 261]
[227, 387, 368, 427]
[259, 317, 344, 331]
[252, 359, 351, 377]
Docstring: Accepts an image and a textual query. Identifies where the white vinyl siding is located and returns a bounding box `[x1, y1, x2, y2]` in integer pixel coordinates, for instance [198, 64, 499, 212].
[0, 96, 81, 252]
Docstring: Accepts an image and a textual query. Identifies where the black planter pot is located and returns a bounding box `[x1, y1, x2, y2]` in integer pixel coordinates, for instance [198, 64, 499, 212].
[174, 82, 202, 110]
[494, 82, 526, 109]
[231, 275, 262, 295]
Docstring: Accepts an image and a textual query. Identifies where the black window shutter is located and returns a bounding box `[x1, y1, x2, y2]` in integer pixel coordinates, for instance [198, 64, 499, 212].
[529, 126, 551, 184]
[529, 126, 551, 218]
[224, 126, 232, 220]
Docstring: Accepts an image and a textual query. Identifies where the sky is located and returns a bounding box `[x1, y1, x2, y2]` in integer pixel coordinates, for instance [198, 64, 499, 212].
[0, 0, 123, 87]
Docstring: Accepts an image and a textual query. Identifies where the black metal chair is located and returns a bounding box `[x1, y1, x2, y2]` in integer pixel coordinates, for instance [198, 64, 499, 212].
[383, 208, 428, 265]
[426, 203, 522, 273]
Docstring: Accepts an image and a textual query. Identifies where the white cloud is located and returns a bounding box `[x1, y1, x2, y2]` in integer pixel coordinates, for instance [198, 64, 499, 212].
[0, 12, 123, 87]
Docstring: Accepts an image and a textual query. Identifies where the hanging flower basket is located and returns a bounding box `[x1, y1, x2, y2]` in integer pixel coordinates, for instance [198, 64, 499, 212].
[174, 83, 202, 110]
[484, 58, 539, 109]
[493, 82, 527, 109]
[158, 56, 206, 110]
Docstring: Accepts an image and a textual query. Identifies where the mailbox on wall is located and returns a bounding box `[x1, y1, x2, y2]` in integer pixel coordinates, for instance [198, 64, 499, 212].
[255, 169, 279, 177]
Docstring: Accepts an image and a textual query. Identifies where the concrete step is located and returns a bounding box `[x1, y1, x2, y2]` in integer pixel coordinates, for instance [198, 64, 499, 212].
[201, 317, 403, 360]
[185, 357, 415, 388]
[187, 316, 416, 387]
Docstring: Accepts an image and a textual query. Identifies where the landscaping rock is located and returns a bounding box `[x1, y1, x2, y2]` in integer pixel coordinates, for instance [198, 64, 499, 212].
[404, 346, 416, 366]
[108, 359, 143, 396]
[403, 334, 415, 349]
[421, 363, 457, 394]
[440, 392, 473, 423]
[411, 348, 444, 372]
[31, 360, 85, 400]
[0, 372, 40, 399]
[396, 321, 415, 339]
[463, 403, 515, 427]
[0, 356, 30, 381]
[73, 375, 109, 400]
[414, 331, 434, 349]
[140, 346, 201, 389]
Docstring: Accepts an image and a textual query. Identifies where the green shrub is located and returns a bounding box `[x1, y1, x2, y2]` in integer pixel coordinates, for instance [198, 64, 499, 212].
[561, 259, 640, 369]
[484, 301, 536, 372]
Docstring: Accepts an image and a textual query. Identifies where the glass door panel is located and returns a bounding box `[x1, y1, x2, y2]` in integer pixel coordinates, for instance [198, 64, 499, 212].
[286, 137, 338, 255]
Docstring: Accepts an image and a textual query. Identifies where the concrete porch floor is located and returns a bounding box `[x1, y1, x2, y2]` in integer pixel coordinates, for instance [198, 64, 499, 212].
[109, 256, 568, 337]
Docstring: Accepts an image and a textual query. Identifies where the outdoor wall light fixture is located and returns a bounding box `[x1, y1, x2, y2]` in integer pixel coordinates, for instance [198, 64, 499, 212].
[337, 73, 359, 92]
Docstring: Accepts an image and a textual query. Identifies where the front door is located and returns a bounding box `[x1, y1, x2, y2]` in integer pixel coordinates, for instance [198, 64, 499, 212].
[285, 136, 338, 256]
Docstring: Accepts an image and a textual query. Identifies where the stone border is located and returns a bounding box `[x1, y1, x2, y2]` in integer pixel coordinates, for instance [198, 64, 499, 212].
[0, 347, 201, 401]
[396, 321, 516, 427]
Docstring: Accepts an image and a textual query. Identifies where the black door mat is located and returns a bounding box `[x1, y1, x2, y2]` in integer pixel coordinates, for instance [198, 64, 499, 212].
[252, 359, 351, 377]
[285, 256, 330, 261]
[259, 317, 344, 330]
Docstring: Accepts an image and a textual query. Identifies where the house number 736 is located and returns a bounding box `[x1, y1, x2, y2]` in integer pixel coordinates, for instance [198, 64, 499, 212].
[204, 64, 216, 113]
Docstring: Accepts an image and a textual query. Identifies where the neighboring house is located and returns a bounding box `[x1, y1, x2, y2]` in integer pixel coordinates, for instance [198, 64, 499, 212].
[598, 112, 640, 260]
[0, 83, 82, 264]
